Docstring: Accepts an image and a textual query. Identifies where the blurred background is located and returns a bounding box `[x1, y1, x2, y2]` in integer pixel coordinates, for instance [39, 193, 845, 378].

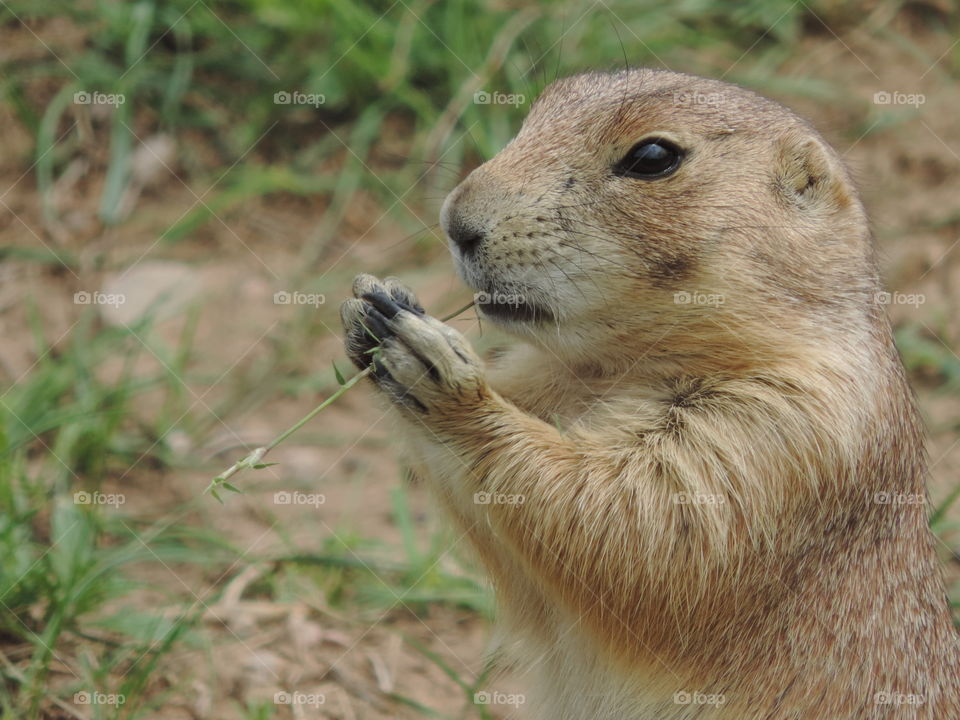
[1, 1, 959, 718]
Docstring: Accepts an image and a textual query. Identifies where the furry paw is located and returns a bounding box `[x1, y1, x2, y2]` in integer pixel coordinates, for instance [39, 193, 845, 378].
[340, 274, 485, 414]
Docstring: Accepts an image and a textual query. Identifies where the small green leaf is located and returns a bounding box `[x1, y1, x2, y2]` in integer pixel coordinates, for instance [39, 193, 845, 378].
[333, 361, 346, 385]
[222, 482, 243, 494]
[252, 462, 279, 469]
[211, 489, 223, 504]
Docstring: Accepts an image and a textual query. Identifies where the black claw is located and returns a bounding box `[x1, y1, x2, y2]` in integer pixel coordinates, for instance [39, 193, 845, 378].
[362, 290, 403, 320]
[345, 346, 369, 371]
[394, 296, 425, 316]
[371, 354, 390, 379]
[362, 307, 392, 343]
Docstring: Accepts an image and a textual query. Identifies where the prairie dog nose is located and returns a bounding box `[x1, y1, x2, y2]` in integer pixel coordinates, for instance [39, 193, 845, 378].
[446, 213, 486, 255]
[441, 187, 487, 256]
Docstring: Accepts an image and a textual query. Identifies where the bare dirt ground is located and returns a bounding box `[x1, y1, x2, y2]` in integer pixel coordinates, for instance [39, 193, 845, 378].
[2, 10, 959, 720]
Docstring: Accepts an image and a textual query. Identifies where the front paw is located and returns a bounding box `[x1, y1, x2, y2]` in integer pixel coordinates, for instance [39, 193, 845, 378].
[340, 274, 424, 371]
[339, 274, 486, 415]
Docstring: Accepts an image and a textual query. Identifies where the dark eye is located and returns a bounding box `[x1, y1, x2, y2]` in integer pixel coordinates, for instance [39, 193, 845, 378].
[614, 138, 684, 179]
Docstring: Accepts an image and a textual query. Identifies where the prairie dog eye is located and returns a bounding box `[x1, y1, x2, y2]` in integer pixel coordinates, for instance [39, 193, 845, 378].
[614, 138, 684, 179]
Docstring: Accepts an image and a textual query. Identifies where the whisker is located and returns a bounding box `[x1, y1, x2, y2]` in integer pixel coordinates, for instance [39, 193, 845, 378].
[557, 218, 654, 273]
[548, 235, 636, 275]
[546, 256, 592, 303]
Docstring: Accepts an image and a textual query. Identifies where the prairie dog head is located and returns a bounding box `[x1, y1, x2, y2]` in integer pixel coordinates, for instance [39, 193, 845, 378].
[441, 70, 878, 372]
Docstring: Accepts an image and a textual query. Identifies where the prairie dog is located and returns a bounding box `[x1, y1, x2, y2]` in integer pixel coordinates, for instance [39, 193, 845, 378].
[340, 69, 960, 719]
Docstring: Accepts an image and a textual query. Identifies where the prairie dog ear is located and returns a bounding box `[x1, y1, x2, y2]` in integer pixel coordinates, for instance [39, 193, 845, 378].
[774, 130, 852, 211]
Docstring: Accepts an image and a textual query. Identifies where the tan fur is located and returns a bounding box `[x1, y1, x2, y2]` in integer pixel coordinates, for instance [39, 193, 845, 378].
[340, 69, 960, 719]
